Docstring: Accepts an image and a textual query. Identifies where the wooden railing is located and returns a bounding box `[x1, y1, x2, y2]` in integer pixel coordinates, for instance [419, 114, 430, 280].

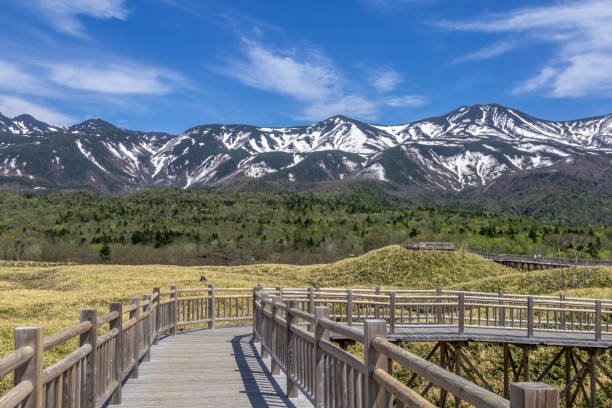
[0, 285, 252, 408]
[254, 287, 562, 408]
[273, 287, 612, 341]
[4, 285, 607, 407]
[472, 251, 612, 267]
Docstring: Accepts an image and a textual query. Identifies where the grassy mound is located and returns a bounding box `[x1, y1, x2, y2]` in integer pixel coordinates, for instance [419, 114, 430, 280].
[309, 245, 515, 287]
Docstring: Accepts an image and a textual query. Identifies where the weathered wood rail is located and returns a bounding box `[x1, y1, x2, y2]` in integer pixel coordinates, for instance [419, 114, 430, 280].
[3, 285, 611, 407]
[254, 287, 565, 408]
[470, 252, 612, 270]
[0, 285, 252, 408]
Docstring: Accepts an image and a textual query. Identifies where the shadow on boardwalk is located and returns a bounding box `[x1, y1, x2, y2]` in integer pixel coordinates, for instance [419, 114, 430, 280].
[231, 334, 301, 408]
[113, 326, 310, 407]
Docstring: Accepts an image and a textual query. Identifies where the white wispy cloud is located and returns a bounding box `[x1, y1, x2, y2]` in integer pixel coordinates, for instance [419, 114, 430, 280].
[362, 0, 435, 10]
[439, 0, 612, 97]
[223, 40, 426, 120]
[0, 59, 53, 96]
[370, 69, 402, 92]
[0, 56, 183, 125]
[225, 41, 340, 102]
[300, 95, 378, 121]
[512, 67, 556, 95]
[386, 95, 426, 107]
[29, 0, 129, 36]
[48, 63, 181, 95]
[452, 41, 515, 63]
[0, 95, 75, 125]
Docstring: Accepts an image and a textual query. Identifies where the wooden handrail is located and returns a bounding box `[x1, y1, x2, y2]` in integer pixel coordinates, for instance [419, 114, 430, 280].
[372, 368, 435, 408]
[372, 336, 510, 408]
[0, 380, 33, 408]
[0, 346, 33, 379]
[43, 321, 92, 351]
[254, 287, 567, 407]
[1, 284, 599, 408]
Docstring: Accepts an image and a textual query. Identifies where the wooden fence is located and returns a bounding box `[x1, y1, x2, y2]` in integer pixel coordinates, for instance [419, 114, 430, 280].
[253, 287, 561, 408]
[471, 252, 612, 268]
[0, 285, 252, 408]
[4, 285, 607, 407]
[274, 287, 612, 340]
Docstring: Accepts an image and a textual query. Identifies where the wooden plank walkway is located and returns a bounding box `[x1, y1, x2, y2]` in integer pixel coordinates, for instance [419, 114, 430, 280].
[114, 325, 312, 407]
[389, 325, 612, 348]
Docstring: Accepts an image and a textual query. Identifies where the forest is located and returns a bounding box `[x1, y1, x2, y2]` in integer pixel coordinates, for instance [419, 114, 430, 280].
[0, 187, 610, 265]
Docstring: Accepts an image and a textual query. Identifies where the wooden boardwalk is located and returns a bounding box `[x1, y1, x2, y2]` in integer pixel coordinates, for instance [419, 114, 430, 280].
[115, 325, 312, 407]
[389, 325, 612, 348]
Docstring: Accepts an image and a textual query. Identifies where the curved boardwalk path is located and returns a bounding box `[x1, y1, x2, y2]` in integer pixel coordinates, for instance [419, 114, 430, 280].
[115, 326, 311, 408]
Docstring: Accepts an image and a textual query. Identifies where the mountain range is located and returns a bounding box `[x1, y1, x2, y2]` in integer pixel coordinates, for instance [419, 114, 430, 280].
[1, 103, 611, 222]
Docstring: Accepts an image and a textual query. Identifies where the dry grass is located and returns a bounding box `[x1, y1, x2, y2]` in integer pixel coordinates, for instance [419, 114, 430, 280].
[1, 247, 611, 401]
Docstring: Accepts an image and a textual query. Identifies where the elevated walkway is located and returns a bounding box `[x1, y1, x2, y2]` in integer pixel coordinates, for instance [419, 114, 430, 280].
[116, 325, 311, 407]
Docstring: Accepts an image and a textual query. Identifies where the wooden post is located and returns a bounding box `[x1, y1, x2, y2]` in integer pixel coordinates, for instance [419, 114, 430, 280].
[80, 309, 97, 408]
[286, 300, 298, 398]
[364, 319, 389, 407]
[589, 350, 596, 408]
[458, 292, 465, 335]
[454, 342, 463, 408]
[527, 297, 534, 338]
[375, 286, 381, 319]
[276, 286, 282, 300]
[308, 287, 315, 331]
[261, 293, 269, 359]
[389, 292, 396, 334]
[14, 326, 43, 408]
[109, 302, 123, 405]
[595, 300, 602, 341]
[314, 306, 330, 408]
[509, 382, 559, 408]
[565, 348, 571, 408]
[152, 287, 160, 344]
[129, 297, 140, 378]
[253, 285, 261, 343]
[499, 290, 505, 327]
[560, 294, 566, 330]
[436, 286, 443, 324]
[170, 285, 177, 336]
[270, 295, 280, 375]
[503, 344, 510, 399]
[440, 342, 448, 405]
[346, 289, 353, 326]
[208, 284, 216, 329]
[523, 346, 530, 382]
[143, 294, 152, 362]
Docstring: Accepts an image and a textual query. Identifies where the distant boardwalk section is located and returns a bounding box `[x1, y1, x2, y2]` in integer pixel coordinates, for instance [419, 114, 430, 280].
[401, 241, 455, 250]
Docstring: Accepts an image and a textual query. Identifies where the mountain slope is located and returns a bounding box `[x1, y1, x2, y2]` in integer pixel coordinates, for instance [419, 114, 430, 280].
[0, 104, 610, 200]
[0, 113, 63, 136]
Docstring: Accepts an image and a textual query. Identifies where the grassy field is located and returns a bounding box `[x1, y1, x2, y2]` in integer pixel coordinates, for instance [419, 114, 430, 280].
[1, 245, 611, 402]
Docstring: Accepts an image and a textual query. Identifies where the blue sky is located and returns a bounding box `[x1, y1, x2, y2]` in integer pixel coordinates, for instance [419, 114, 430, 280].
[1, 0, 612, 133]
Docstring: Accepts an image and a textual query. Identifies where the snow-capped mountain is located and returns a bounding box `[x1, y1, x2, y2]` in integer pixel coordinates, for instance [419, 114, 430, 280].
[0, 112, 64, 136]
[0, 104, 610, 194]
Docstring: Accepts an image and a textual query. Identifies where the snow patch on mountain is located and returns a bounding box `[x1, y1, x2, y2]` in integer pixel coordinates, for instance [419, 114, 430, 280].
[360, 163, 388, 181]
[75, 139, 110, 174]
[184, 153, 231, 188]
[244, 162, 277, 178]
